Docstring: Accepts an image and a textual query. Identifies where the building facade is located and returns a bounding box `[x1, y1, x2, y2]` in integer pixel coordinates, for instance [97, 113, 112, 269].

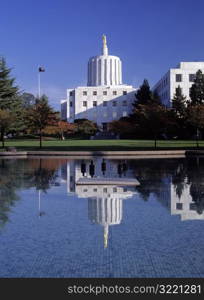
[152, 62, 204, 107]
[61, 35, 136, 131]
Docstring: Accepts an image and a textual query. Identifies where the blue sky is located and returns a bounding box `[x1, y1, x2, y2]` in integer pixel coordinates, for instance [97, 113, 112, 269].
[0, 0, 204, 110]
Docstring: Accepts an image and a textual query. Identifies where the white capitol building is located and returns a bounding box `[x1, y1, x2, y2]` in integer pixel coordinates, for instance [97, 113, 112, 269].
[60, 36, 204, 131]
[61, 35, 136, 131]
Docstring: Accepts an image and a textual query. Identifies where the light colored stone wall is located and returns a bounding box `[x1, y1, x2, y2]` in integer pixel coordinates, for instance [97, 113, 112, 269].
[153, 62, 204, 107]
[61, 85, 136, 126]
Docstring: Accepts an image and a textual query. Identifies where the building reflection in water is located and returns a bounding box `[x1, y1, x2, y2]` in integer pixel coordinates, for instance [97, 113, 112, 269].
[132, 157, 204, 221]
[61, 158, 139, 248]
[1, 157, 204, 238]
[170, 180, 204, 221]
[60, 157, 204, 246]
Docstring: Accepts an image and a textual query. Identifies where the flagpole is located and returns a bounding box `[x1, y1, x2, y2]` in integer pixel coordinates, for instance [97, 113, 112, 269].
[38, 66, 41, 98]
[38, 189, 41, 217]
[38, 66, 45, 99]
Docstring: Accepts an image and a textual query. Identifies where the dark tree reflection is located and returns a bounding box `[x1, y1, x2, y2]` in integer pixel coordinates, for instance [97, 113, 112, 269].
[186, 157, 204, 214]
[0, 158, 67, 227]
[130, 159, 178, 201]
[172, 161, 188, 200]
[130, 156, 204, 216]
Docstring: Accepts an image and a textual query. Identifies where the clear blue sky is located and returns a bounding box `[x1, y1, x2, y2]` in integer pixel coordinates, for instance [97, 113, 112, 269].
[0, 0, 204, 110]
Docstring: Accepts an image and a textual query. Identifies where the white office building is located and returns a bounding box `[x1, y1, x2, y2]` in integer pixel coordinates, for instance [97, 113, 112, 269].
[61, 35, 137, 131]
[152, 62, 204, 107]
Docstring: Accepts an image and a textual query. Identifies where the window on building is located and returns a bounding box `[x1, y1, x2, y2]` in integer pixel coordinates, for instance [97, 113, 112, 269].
[93, 188, 97, 192]
[176, 74, 182, 82]
[113, 91, 117, 95]
[83, 91, 87, 96]
[70, 101, 72, 107]
[113, 112, 117, 118]
[93, 91, 97, 95]
[190, 203, 196, 210]
[122, 100, 127, 106]
[83, 101, 87, 107]
[103, 188, 108, 193]
[176, 203, 183, 210]
[93, 101, 97, 107]
[112, 101, 117, 107]
[123, 91, 127, 95]
[70, 91, 73, 96]
[103, 91, 107, 95]
[122, 111, 127, 117]
[113, 187, 117, 192]
[83, 189, 88, 192]
[103, 101, 107, 107]
[189, 74, 196, 82]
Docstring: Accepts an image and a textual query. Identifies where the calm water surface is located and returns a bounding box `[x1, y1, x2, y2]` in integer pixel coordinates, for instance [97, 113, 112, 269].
[0, 157, 204, 278]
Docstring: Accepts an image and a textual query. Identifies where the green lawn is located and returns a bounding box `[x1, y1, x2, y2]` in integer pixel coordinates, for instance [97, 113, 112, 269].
[1, 139, 204, 151]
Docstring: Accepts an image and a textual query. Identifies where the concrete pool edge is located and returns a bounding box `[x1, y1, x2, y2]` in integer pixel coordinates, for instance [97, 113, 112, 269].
[0, 149, 190, 157]
[0, 149, 203, 157]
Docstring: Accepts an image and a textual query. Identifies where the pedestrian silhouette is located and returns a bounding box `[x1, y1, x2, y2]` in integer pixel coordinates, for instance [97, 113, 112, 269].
[117, 161, 122, 178]
[101, 159, 106, 175]
[81, 160, 86, 176]
[89, 160, 95, 178]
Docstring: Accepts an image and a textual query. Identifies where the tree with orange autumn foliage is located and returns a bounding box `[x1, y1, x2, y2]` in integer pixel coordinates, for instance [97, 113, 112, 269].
[43, 120, 77, 140]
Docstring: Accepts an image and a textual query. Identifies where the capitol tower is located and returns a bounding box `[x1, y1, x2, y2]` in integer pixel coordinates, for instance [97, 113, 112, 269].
[87, 35, 122, 86]
[61, 35, 137, 131]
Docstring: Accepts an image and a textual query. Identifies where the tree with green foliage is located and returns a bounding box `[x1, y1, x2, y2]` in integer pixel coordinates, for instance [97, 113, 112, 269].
[21, 92, 36, 108]
[108, 117, 136, 138]
[26, 95, 58, 148]
[0, 57, 22, 145]
[74, 119, 98, 136]
[152, 90, 161, 105]
[0, 57, 19, 110]
[189, 70, 204, 105]
[132, 104, 172, 148]
[0, 110, 15, 148]
[172, 85, 187, 116]
[133, 79, 161, 107]
[186, 104, 204, 147]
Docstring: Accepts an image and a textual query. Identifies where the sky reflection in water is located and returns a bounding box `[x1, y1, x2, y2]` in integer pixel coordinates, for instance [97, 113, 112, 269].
[0, 157, 204, 278]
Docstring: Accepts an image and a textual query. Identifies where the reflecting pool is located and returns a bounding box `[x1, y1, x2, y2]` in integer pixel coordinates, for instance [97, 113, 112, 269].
[0, 157, 204, 277]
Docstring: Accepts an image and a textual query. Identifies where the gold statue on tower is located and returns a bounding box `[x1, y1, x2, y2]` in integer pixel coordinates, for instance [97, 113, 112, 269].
[102, 34, 107, 47]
